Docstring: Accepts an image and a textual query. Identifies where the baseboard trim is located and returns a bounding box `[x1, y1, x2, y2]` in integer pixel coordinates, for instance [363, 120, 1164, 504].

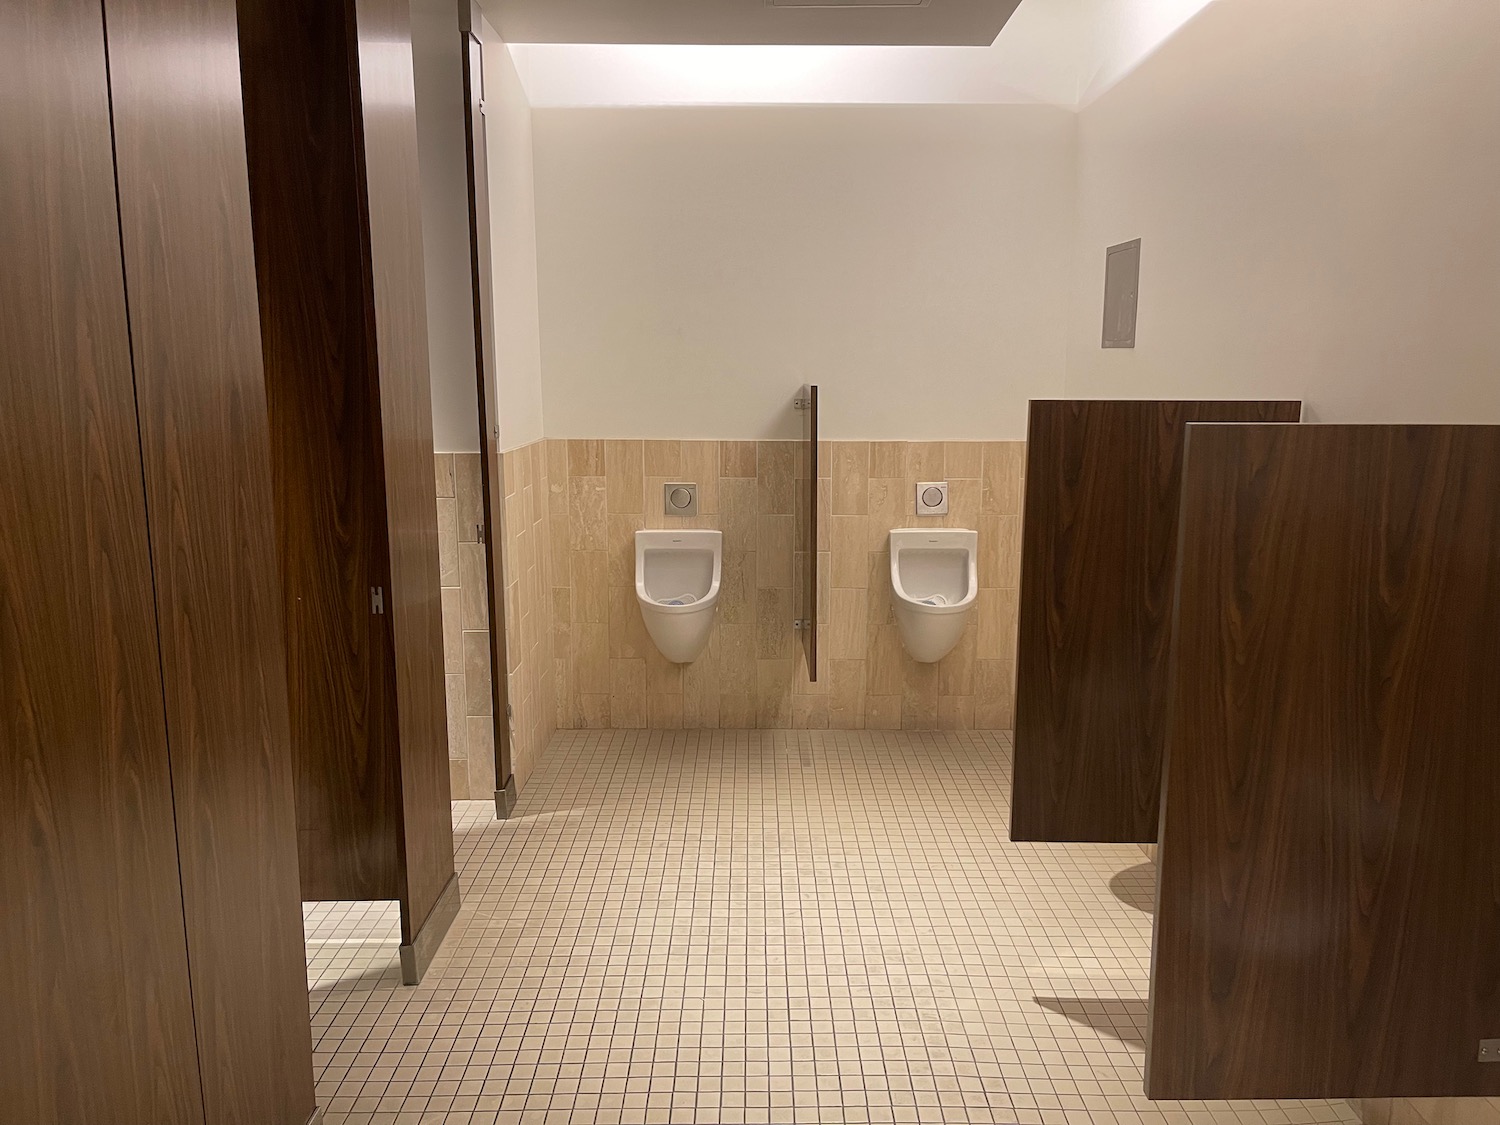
[494, 774, 517, 819]
[398, 872, 461, 986]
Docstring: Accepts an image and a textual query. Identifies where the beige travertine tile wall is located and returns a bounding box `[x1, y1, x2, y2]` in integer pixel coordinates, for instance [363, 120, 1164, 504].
[435, 454, 498, 800]
[826, 439, 1024, 730]
[498, 440, 557, 789]
[1354, 1099, 1500, 1125]
[546, 438, 1023, 731]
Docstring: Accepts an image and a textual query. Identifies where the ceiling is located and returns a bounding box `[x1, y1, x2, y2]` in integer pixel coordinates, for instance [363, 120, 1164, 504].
[503, 0, 1221, 109]
[504, 0, 1218, 109]
[482, 0, 1026, 47]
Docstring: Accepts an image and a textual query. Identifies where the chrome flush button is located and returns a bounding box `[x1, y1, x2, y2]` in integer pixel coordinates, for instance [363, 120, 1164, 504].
[916, 481, 948, 516]
[665, 482, 698, 517]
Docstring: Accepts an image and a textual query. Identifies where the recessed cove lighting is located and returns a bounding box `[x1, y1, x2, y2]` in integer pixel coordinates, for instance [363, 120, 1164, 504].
[509, 0, 1219, 109]
[770, 0, 928, 7]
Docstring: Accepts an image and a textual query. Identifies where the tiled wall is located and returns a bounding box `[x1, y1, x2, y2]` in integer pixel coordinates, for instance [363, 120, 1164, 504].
[435, 454, 498, 800]
[1353, 1100, 1500, 1125]
[826, 439, 1024, 729]
[437, 438, 1021, 795]
[545, 438, 1024, 731]
[545, 438, 809, 730]
[498, 440, 556, 789]
[436, 445, 558, 800]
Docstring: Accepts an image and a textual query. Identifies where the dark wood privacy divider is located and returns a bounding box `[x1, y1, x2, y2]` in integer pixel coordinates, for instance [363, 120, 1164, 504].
[3, 0, 315, 1118]
[107, 0, 317, 1115]
[1, 4, 204, 1119]
[1148, 424, 1500, 1100]
[238, 0, 399, 904]
[800, 385, 821, 682]
[1011, 399, 1301, 842]
[238, 0, 459, 981]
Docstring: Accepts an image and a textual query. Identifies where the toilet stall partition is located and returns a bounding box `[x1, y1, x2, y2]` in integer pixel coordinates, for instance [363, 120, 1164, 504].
[2, 0, 317, 1116]
[239, 0, 460, 983]
[1148, 423, 1500, 1100]
[1009, 399, 1301, 843]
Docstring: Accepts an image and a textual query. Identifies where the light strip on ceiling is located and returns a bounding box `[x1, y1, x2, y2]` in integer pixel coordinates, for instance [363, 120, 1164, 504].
[506, 0, 1217, 109]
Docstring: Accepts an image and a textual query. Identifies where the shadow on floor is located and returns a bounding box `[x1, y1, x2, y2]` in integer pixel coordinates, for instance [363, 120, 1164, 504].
[308, 965, 402, 997]
[1110, 861, 1157, 913]
[1032, 996, 1148, 1046]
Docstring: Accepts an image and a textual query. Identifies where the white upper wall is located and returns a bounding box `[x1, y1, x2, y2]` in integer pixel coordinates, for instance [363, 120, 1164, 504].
[453, 0, 1226, 451]
[531, 105, 1075, 441]
[412, 0, 482, 452]
[482, 0, 1500, 444]
[1065, 0, 1500, 423]
[484, 33, 547, 451]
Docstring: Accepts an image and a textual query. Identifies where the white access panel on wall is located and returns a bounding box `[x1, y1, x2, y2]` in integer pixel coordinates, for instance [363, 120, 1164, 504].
[1102, 238, 1141, 349]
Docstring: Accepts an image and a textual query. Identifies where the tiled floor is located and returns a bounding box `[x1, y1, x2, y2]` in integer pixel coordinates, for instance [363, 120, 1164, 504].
[305, 730, 1359, 1125]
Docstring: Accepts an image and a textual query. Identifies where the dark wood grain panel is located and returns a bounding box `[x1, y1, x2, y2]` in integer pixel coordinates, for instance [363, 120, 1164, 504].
[0, 1, 203, 1120]
[1010, 399, 1301, 843]
[803, 385, 820, 682]
[1148, 423, 1500, 1099]
[104, 0, 316, 1117]
[237, 0, 403, 902]
[239, 0, 456, 966]
[351, 0, 458, 945]
[460, 12, 515, 810]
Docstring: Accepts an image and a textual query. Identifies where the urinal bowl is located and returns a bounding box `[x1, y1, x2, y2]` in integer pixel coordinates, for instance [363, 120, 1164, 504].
[635, 530, 722, 663]
[889, 528, 978, 664]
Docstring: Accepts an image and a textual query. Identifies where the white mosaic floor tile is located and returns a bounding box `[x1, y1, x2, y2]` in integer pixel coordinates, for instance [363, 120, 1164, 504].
[304, 729, 1359, 1125]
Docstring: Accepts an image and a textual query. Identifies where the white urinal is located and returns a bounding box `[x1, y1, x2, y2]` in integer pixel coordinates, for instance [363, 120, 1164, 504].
[635, 530, 722, 663]
[889, 528, 978, 663]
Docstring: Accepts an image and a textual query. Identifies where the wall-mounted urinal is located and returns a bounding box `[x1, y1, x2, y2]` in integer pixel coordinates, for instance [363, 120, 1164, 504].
[635, 530, 722, 663]
[889, 528, 978, 663]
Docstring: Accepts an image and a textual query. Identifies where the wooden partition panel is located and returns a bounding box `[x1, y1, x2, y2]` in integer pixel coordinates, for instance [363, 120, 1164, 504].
[238, 0, 403, 903]
[1011, 399, 1301, 842]
[1149, 424, 1500, 1100]
[800, 385, 820, 682]
[239, 0, 456, 973]
[106, 0, 317, 1117]
[0, 3, 204, 1119]
[352, 0, 457, 946]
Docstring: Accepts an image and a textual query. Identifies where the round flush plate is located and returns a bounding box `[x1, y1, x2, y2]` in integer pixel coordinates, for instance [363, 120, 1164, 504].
[916, 481, 948, 516]
[664, 482, 699, 516]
